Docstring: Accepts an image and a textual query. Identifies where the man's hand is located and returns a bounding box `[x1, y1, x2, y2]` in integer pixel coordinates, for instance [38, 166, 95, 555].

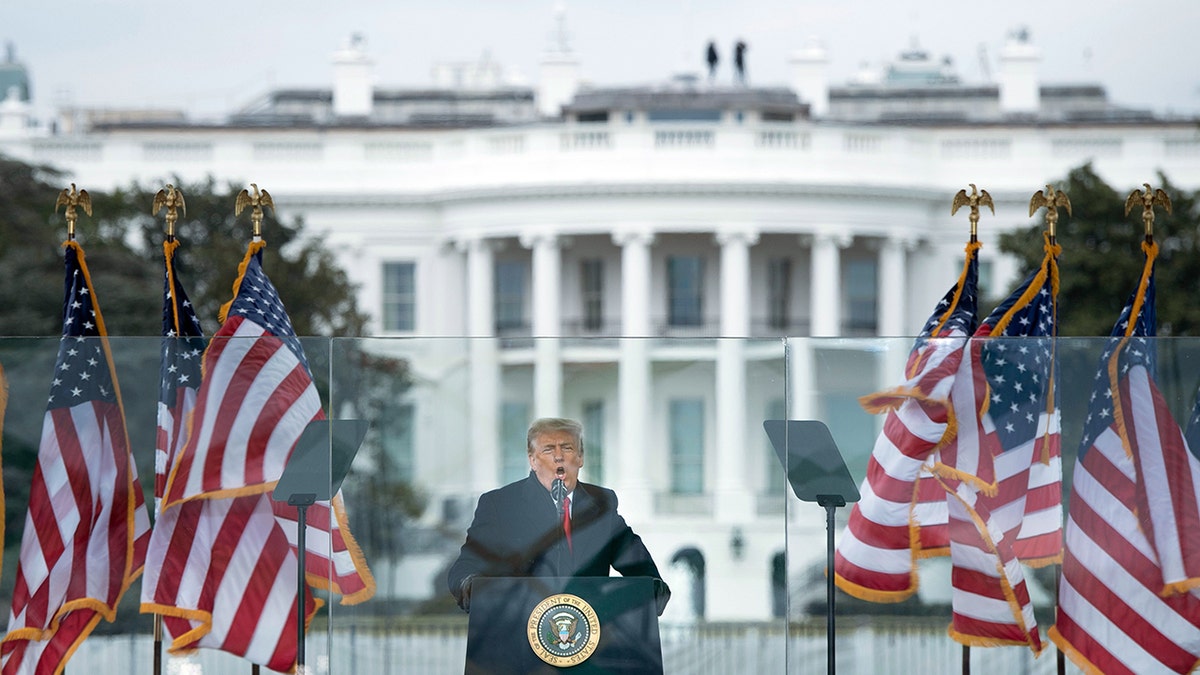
[458, 575, 475, 612]
[653, 578, 671, 617]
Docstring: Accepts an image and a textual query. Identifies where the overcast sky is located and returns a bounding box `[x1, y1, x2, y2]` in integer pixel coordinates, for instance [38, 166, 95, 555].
[4, 0, 1199, 120]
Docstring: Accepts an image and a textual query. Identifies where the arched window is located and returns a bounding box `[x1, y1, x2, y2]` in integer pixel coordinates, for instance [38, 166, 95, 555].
[669, 547, 706, 620]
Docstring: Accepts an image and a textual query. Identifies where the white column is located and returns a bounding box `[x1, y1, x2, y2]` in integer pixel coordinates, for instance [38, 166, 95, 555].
[462, 236, 500, 492]
[523, 231, 563, 417]
[877, 235, 910, 337]
[715, 229, 758, 523]
[613, 228, 655, 515]
[717, 229, 758, 338]
[809, 232, 851, 337]
[615, 229, 654, 337]
[788, 338, 816, 419]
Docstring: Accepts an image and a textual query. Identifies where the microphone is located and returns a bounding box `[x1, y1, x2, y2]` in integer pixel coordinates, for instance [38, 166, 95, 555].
[551, 477, 567, 517]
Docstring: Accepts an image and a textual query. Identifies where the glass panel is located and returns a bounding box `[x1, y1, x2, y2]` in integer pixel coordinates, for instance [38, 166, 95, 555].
[500, 400, 530, 483]
[379, 400, 415, 482]
[44, 332, 1200, 673]
[581, 398, 605, 484]
[765, 396, 787, 491]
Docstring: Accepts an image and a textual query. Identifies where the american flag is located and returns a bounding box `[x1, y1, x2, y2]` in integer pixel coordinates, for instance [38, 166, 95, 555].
[1050, 243, 1200, 673]
[161, 241, 374, 604]
[154, 240, 205, 509]
[834, 242, 979, 601]
[140, 239, 318, 671]
[1, 241, 151, 675]
[162, 242, 322, 503]
[942, 240, 1061, 651]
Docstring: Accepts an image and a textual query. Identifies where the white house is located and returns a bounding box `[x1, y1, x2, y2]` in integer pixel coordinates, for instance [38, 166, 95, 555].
[2, 23, 1198, 623]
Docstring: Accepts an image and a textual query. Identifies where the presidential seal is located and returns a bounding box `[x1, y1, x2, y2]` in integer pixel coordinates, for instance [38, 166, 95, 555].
[526, 593, 601, 667]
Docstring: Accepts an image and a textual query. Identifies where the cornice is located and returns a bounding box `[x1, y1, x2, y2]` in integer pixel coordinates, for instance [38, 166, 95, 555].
[282, 181, 950, 209]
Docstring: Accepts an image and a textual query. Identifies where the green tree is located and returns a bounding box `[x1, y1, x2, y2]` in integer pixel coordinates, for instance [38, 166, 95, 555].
[0, 158, 412, 627]
[0, 162, 368, 336]
[999, 162, 1200, 336]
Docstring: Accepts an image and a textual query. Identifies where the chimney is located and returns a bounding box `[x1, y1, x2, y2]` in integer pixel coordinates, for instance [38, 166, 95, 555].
[332, 33, 374, 119]
[537, 2, 580, 118]
[998, 27, 1040, 114]
[789, 37, 829, 117]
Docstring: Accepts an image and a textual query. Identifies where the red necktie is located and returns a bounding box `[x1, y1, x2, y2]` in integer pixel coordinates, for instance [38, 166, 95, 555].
[562, 495, 573, 552]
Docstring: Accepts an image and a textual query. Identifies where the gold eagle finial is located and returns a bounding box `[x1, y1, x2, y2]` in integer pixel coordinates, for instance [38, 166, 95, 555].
[1028, 184, 1072, 241]
[235, 182, 275, 238]
[153, 184, 187, 240]
[1124, 182, 1171, 241]
[54, 183, 93, 240]
[951, 183, 994, 243]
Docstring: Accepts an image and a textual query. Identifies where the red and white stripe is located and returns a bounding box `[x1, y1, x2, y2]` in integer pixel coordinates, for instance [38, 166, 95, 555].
[1124, 368, 1200, 586]
[155, 388, 197, 510]
[164, 316, 322, 505]
[1014, 430, 1063, 564]
[834, 335, 967, 600]
[146, 247, 374, 672]
[272, 495, 373, 600]
[945, 444, 1046, 650]
[1052, 366, 1200, 673]
[2, 401, 151, 675]
[142, 494, 316, 672]
[943, 362, 1057, 650]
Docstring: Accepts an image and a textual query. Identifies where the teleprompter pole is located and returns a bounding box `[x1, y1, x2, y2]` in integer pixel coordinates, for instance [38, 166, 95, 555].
[819, 494, 846, 675]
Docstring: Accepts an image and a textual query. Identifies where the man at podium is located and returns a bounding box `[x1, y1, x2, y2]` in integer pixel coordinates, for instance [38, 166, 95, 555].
[447, 417, 670, 615]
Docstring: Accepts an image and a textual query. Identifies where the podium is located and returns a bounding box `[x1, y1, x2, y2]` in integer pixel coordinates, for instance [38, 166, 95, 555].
[465, 576, 664, 675]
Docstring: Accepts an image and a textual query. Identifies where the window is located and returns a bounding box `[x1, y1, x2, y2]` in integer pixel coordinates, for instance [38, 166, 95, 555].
[845, 258, 878, 333]
[667, 256, 704, 327]
[379, 401, 415, 482]
[580, 259, 604, 332]
[670, 398, 705, 494]
[582, 400, 605, 484]
[767, 257, 792, 330]
[382, 262, 416, 331]
[494, 261, 527, 333]
[501, 401, 530, 484]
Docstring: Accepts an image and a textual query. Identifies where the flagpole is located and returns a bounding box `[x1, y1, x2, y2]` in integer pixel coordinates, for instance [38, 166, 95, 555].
[1029, 185, 1070, 675]
[950, 184, 992, 675]
[151, 185, 187, 675]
